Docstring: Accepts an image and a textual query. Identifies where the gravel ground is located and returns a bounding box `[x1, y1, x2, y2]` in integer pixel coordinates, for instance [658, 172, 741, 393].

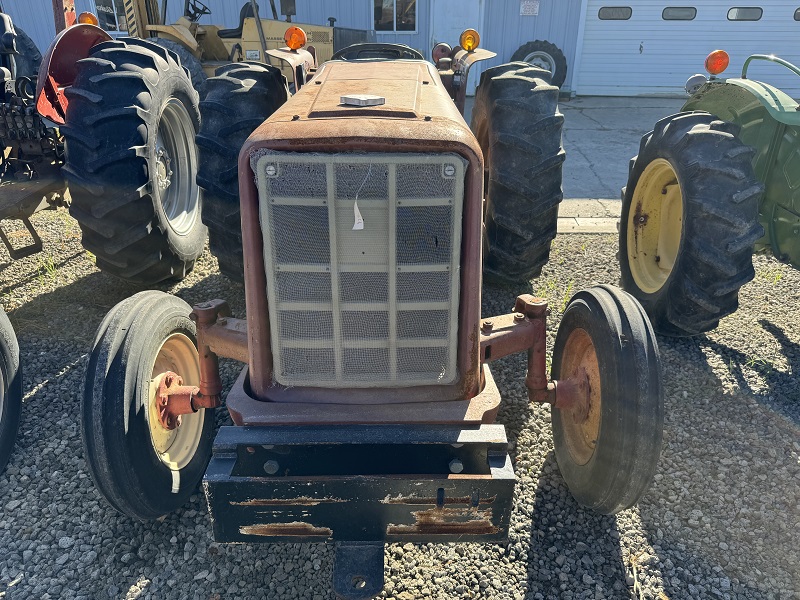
[0, 208, 798, 600]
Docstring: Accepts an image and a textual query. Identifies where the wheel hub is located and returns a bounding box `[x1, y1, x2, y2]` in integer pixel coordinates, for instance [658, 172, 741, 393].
[627, 158, 684, 294]
[148, 333, 205, 470]
[156, 146, 173, 191]
[524, 51, 555, 75]
[558, 328, 601, 466]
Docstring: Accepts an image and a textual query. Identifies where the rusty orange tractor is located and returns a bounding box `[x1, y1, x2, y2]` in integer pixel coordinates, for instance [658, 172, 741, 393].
[38, 23, 665, 599]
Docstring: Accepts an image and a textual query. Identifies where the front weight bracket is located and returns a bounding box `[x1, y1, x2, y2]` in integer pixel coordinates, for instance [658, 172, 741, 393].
[332, 541, 385, 600]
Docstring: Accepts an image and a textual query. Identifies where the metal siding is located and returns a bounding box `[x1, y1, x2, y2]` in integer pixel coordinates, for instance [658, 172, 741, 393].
[479, 0, 583, 93]
[167, 1, 373, 29]
[578, 0, 800, 96]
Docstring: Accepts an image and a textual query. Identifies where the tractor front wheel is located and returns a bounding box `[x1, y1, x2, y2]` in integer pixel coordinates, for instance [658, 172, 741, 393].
[620, 112, 764, 335]
[81, 291, 213, 519]
[552, 285, 663, 515]
[0, 308, 22, 474]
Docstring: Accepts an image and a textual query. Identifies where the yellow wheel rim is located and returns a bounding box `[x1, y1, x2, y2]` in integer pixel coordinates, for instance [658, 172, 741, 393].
[558, 328, 602, 466]
[627, 158, 684, 294]
[147, 333, 204, 470]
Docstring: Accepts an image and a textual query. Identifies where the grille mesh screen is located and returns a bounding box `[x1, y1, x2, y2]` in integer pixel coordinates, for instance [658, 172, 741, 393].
[254, 152, 466, 388]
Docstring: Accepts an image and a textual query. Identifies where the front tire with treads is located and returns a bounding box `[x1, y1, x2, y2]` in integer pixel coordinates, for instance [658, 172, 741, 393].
[471, 62, 566, 284]
[0, 308, 22, 474]
[82, 291, 213, 520]
[62, 38, 206, 285]
[620, 111, 764, 336]
[197, 62, 289, 282]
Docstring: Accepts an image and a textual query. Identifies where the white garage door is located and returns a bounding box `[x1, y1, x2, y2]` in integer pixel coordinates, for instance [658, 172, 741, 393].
[576, 1, 800, 96]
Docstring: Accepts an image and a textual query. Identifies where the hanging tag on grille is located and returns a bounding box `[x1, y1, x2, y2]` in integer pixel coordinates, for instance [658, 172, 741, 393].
[353, 200, 364, 230]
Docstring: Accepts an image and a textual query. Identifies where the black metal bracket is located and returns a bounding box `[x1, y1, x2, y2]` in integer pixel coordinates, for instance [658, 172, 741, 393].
[332, 542, 384, 600]
[0, 217, 42, 259]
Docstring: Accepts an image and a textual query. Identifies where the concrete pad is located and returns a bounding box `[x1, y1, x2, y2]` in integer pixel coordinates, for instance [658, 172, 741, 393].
[561, 96, 685, 200]
[557, 217, 618, 234]
[559, 198, 621, 218]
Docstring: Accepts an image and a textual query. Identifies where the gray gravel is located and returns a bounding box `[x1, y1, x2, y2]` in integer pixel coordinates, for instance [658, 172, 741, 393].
[0, 209, 798, 599]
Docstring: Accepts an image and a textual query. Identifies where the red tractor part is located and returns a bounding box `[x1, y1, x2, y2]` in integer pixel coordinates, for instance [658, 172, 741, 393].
[35, 23, 110, 124]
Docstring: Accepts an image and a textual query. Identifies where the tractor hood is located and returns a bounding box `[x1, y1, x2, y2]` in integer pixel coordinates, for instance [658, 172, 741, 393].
[272, 59, 466, 123]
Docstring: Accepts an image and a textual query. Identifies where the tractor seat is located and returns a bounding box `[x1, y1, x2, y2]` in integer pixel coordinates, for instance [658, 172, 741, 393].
[218, 2, 258, 39]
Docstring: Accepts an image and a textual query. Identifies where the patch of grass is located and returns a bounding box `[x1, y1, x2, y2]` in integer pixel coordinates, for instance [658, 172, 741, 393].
[758, 266, 784, 285]
[36, 252, 58, 283]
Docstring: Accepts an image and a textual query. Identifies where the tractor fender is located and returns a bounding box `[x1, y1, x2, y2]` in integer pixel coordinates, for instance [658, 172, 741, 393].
[146, 24, 200, 55]
[35, 23, 110, 125]
[684, 78, 800, 127]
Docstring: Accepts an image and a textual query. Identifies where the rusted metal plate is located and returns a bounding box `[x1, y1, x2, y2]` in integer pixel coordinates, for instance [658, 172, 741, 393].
[225, 364, 501, 425]
[203, 423, 514, 544]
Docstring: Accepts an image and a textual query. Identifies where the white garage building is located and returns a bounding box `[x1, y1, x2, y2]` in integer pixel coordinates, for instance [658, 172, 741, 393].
[3, 0, 800, 97]
[574, 1, 800, 96]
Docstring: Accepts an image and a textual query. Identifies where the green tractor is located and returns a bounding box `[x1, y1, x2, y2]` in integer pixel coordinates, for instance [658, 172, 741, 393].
[618, 50, 800, 336]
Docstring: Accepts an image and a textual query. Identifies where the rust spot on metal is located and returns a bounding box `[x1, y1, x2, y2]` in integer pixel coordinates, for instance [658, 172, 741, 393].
[239, 522, 333, 537]
[633, 201, 649, 227]
[386, 507, 497, 535]
[381, 495, 496, 505]
[232, 496, 346, 507]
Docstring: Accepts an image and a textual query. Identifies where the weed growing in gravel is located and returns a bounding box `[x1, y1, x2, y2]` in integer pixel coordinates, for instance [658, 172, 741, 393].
[758, 266, 784, 285]
[36, 252, 57, 283]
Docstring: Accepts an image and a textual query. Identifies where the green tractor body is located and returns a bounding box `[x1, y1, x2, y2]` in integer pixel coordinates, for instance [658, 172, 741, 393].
[683, 55, 800, 266]
[619, 53, 800, 336]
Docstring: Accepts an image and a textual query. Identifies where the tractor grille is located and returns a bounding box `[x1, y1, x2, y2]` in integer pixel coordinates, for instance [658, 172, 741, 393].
[253, 152, 466, 388]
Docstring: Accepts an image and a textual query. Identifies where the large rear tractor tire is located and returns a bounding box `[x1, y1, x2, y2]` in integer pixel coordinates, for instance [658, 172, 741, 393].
[62, 38, 207, 285]
[510, 40, 568, 89]
[471, 62, 565, 284]
[197, 62, 288, 282]
[148, 37, 207, 91]
[620, 112, 764, 336]
[12, 27, 42, 79]
[552, 285, 663, 514]
[0, 308, 22, 474]
[82, 291, 213, 519]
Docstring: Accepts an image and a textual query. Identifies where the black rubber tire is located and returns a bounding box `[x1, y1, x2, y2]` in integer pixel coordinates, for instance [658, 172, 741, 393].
[13, 27, 42, 79]
[471, 62, 565, 284]
[551, 285, 663, 515]
[0, 308, 22, 474]
[148, 37, 207, 91]
[620, 112, 764, 336]
[81, 290, 214, 520]
[62, 38, 207, 285]
[197, 62, 288, 282]
[511, 40, 568, 89]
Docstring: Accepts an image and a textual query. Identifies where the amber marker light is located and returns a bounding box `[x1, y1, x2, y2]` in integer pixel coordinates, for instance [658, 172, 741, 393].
[459, 29, 480, 52]
[77, 12, 100, 26]
[284, 26, 307, 50]
[705, 50, 730, 76]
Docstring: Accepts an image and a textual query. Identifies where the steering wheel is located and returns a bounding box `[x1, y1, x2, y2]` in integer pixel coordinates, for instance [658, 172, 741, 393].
[185, 0, 212, 22]
[332, 43, 424, 62]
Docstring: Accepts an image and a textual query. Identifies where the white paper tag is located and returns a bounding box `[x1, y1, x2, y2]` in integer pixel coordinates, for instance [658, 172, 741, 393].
[353, 200, 364, 230]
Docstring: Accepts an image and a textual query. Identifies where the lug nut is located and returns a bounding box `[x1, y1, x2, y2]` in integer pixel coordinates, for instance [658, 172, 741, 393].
[449, 459, 464, 474]
[263, 460, 280, 475]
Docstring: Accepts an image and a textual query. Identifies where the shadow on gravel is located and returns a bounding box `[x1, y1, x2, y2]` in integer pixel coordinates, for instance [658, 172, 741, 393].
[701, 319, 799, 426]
[525, 452, 628, 598]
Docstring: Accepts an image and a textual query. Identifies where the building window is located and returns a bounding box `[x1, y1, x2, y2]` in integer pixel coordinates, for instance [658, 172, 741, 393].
[727, 7, 763, 20]
[598, 7, 633, 20]
[374, 0, 416, 32]
[662, 7, 697, 20]
[94, 0, 128, 32]
[794, 8, 800, 20]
